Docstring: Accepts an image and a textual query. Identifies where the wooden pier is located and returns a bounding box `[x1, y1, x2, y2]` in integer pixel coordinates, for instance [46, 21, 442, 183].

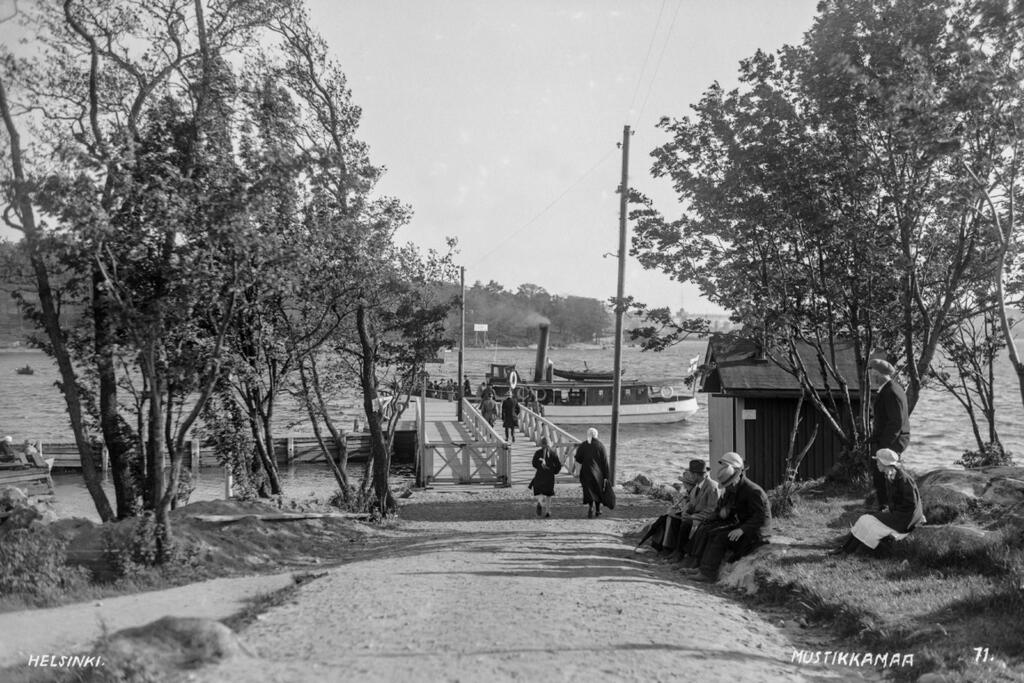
[415, 397, 582, 488]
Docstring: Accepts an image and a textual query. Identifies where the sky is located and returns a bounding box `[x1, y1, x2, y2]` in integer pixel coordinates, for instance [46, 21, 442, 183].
[0, 0, 823, 313]
[306, 0, 822, 313]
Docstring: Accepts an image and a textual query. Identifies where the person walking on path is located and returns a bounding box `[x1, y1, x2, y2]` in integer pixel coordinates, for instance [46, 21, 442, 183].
[501, 392, 520, 443]
[683, 452, 770, 583]
[868, 358, 910, 512]
[480, 394, 498, 428]
[528, 437, 562, 518]
[572, 428, 610, 518]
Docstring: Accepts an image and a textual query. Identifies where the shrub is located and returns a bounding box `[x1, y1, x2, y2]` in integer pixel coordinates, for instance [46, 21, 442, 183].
[956, 441, 1014, 469]
[768, 480, 801, 518]
[0, 528, 89, 604]
[101, 514, 200, 581]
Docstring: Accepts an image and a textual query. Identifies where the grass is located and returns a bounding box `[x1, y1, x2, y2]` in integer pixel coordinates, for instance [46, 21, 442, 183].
[746, 480, 1024, 681]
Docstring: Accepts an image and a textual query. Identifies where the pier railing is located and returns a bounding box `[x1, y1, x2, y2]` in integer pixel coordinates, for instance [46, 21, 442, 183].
[517, 405, 581, 469]
[415, 397, 511, 487]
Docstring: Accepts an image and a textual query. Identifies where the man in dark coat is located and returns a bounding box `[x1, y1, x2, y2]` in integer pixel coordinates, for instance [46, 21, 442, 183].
[868, 358, 911, 511]
[500, 392, 520, 442]
[572, 428, 610, 518]
[686, 452, 771, 582]
[528, 437, 562, 518]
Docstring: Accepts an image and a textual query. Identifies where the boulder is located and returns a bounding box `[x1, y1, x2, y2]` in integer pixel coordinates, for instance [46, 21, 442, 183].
[717, 537, 798, 595]
[621, 473, 653, 494]
[916, 467, 1024, 523]
[649, 483, 678, 502]
[0, 486, 28, 508]
[98, 616, 249, 673]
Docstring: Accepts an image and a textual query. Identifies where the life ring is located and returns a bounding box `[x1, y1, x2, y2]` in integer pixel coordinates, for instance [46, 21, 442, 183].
[535, 388, 547, 402]
[660, 386, 674, 400]
[513, 387, 525, 401]
[508, 369, 519, 390]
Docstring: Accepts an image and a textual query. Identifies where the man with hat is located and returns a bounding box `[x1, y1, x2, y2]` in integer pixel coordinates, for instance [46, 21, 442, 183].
[663, 459, 720, 563]
[868, 358, 911, 512]
[684, 451, 771, 583]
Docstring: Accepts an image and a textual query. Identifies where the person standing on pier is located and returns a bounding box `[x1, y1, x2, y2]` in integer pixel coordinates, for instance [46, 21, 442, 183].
[529, 437, 562, 518]
[572, 428, 610, 518]
[501, 391, 520, 442]
[868, 358, 910, 512]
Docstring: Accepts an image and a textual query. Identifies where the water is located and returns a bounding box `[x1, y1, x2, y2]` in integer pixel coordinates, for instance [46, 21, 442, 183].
[4, 344, 1024, 520]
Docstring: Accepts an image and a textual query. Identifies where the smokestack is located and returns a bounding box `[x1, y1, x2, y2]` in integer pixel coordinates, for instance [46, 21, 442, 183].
[534, 323, 550, 382]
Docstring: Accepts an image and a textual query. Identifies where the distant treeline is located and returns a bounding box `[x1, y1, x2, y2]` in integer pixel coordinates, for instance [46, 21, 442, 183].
[441, 280, 612, 347]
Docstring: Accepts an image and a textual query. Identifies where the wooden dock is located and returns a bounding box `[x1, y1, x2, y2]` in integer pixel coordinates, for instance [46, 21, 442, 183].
[415, 397, 583, 488]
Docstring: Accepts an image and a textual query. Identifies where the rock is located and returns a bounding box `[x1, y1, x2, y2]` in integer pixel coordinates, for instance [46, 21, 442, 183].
[917, 466, 1024, 523]
[650, 483, 677, 502]
[0, 504, 41, 532]
[98, 616, 249, 672]
[981, 477, 1024, 507]
[0, 486, 28, 509]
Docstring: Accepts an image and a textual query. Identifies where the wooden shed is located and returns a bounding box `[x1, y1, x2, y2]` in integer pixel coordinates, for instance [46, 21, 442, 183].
[700, 334, 864, 490]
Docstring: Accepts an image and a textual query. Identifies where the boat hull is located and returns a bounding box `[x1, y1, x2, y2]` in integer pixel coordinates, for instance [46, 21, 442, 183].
[540, 396, 699, 425]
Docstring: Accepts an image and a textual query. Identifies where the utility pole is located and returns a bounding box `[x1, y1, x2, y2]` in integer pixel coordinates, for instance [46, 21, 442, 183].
[457, 265, 466, 421]
[610, 124, 630, 486]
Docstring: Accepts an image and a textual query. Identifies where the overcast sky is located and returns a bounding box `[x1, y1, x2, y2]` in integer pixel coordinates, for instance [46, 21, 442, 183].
[1, 0, 822, 313]
[309, 0, 821, 313]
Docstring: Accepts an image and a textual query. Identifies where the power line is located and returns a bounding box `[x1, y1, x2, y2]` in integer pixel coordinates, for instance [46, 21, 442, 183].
[472, 146, 618, 268]
[628, 0, 669, 115]
[635, 0, 683, 127]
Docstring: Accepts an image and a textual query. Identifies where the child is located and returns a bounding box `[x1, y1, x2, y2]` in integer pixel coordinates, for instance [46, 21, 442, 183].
[528, 437, 562, 517]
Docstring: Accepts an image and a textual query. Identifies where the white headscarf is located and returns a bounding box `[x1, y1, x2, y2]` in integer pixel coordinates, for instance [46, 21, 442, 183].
[586, 428, 598, 443]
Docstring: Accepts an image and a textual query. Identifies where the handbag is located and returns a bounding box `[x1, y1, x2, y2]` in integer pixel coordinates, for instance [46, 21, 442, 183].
[602, 478, 616, 510]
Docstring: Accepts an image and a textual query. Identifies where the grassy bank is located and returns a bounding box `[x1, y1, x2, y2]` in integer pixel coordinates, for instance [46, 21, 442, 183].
[745, 481, 1024, 682]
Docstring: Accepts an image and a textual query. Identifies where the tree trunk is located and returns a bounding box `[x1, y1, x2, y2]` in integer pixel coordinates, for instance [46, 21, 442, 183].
[93, 270, 139, 518]
[0, 75, 114, 521]
[356, 305, 395, 514]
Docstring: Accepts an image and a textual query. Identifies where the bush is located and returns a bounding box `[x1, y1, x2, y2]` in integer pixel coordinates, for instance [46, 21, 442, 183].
[768, 480, 801, 518]
[956, 441, 1014, 469]
[101, 514, 200, 581]
[0, 528, 89, 604]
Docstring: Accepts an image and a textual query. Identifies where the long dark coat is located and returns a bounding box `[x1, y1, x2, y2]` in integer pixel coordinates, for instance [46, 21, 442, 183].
[871, 467, 924, 533]
[529, 447, 562, 496]
[871, 380, 911, 453]
[574, 438, 610, 506]
[501, 395, 520, 428]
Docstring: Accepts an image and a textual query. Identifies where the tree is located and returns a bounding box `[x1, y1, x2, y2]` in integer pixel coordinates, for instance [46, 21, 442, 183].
[631, 0, 1013, 475]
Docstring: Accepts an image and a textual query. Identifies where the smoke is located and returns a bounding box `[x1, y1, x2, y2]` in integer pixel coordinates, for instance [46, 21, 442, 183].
[523, 312, 550, 327]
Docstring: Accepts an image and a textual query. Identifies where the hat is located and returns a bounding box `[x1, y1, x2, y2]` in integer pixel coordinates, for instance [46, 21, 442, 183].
[2, 435, 12, 444]
[874, 448, 900, 467]
[688, 459, 707, 475]
[718, 452, 744, 469]
[868, 358, 896, 375]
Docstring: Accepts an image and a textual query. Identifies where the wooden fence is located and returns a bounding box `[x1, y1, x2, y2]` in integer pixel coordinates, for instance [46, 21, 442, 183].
[517, 405, 581, 468]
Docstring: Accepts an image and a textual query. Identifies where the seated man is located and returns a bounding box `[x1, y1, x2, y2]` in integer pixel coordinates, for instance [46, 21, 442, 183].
[664, 459, 720, 562]
[682, 452, 771, 582]
[832, 448, 924, 554]
[0, 435, 22, 464]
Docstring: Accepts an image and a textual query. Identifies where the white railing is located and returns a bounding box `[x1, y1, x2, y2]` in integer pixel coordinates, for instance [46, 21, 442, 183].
[517, 405, 582, 469]
[461, 398, 511, 484]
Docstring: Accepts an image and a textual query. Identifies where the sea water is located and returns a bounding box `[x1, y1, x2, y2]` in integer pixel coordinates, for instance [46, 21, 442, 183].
[3, 343, 1023, 521]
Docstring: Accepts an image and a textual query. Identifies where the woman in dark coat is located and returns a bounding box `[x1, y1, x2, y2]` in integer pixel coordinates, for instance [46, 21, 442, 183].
[833, 448, 924, 554]
[572, 428, 610, 518]
[529, 437, 562, 518]
[500, 392, 520, 442]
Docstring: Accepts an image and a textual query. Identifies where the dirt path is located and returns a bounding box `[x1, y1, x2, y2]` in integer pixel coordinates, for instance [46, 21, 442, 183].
[187, 491, 867, 682]
[0, 572, 298, 669]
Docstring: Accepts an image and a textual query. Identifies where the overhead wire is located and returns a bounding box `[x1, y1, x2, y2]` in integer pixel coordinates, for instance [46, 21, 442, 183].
[634, 0, 683, 128]
[472, 145, 618, 268]
[628, 0, 669, 115]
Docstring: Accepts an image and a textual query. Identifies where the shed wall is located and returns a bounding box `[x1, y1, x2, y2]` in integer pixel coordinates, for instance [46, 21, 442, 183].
[740, 397, 855, 489]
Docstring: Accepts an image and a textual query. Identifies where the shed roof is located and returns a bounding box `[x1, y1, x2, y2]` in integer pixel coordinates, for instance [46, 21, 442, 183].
[700, 333, 864, 396]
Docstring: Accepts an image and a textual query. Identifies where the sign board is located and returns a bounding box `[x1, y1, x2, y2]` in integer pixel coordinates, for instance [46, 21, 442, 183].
[473, 323, 488, 332]
[742, 409, 757, 421]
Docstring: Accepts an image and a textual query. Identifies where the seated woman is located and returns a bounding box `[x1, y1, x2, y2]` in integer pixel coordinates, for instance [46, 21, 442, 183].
[833, 448, 925, 554]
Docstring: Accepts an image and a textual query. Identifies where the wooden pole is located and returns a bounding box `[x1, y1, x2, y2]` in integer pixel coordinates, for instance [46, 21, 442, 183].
[610, 124, 630, 486]
[457, 265, 466, 422]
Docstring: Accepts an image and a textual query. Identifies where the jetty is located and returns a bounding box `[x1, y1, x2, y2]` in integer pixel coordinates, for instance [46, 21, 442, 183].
[22, 395, 584, 490]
